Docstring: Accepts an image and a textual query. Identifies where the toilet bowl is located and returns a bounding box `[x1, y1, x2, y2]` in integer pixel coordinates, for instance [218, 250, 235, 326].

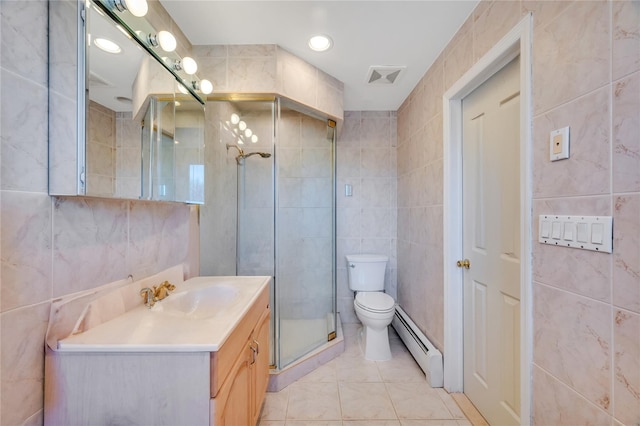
[346, 254, 396, 361]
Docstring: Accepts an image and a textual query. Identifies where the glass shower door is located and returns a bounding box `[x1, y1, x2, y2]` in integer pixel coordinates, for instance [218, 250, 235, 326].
[275, 102, 337, 369]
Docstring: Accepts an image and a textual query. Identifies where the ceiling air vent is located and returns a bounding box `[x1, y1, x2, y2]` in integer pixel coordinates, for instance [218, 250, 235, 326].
[366, 66, 406, 85]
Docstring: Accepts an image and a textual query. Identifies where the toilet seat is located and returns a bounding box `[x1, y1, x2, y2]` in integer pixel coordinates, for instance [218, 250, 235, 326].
[355, 292, 395, 313]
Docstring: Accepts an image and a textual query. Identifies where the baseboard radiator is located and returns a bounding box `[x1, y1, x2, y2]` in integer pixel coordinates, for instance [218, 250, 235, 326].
[391, 305, 443, 388]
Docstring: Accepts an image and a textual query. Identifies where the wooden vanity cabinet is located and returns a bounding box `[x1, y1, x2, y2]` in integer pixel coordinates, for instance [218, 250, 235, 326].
[210, 287, 270, 425]
[44, 283, 271, 426]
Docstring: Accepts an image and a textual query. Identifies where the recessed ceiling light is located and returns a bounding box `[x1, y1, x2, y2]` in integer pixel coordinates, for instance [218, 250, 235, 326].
[308, 35, 332, 52]
[94, 37, 121, 54]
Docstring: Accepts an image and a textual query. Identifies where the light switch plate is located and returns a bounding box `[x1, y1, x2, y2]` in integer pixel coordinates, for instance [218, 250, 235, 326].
[539, 215, 613, 253]
[550, 127, 570, 161]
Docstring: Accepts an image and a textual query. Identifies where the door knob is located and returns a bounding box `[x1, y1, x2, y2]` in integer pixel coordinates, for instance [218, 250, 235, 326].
[456, 259, 470, 269]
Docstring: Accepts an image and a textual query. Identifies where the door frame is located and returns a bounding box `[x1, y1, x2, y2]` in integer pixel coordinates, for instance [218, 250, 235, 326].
[442, 13, 533, 424]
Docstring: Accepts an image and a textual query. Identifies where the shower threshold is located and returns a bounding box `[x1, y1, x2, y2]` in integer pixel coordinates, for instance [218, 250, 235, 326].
[267, 314, 345, 392]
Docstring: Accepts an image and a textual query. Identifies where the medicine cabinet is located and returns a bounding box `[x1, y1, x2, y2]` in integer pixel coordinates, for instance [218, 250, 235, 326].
[49, 0, 206, 203]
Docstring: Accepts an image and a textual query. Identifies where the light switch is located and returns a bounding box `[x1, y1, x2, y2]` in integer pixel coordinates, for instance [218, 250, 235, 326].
[540, 220, 551, 238]
[591, 223, 604, 244]
[576, 222, 589, 243]
[563, 222, 574, 241]
[345, 184, 353, 197]
[550, 127, 570, 161]
[539, 215, 613, 253]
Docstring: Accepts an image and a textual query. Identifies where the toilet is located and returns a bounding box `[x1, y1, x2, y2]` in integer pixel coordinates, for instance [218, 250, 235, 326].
[346, 254, 396, 361]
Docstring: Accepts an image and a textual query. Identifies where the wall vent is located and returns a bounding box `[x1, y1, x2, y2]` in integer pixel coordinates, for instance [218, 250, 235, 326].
[366, 66, 406, 85]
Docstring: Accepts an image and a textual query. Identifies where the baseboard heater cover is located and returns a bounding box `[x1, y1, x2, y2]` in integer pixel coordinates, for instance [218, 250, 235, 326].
[391, 305, 443, 388]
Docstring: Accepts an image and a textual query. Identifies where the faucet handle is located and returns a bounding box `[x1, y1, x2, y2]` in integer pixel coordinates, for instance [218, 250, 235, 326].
[140, 287, 155, 308]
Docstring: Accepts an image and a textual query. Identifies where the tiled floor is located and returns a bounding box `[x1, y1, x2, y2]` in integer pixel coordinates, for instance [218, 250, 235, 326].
[259, 323, 472, 426]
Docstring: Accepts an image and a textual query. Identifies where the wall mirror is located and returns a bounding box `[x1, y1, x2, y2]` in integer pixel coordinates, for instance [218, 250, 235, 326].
[48, 0, 206, 204]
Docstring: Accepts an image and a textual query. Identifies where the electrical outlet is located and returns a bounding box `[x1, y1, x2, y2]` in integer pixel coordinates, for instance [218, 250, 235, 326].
[550, 127, 570, 161]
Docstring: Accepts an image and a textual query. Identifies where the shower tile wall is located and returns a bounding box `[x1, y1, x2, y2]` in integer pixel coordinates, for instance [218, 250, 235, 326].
[237, 109, 274, 277]
[336, 111, 397, 324]
[174, 109, 205, 204]
[200, 101, 240, 276]
[0, 1, 197, 424]
[396, 0, 640, 424]
[278, 110, 334, 320]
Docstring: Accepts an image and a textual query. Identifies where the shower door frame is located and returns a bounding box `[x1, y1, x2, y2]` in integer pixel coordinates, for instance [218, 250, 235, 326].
[273, 98, 338, 370]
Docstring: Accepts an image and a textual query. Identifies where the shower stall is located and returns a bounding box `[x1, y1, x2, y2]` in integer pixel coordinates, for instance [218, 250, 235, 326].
[200, 98, 337, 370]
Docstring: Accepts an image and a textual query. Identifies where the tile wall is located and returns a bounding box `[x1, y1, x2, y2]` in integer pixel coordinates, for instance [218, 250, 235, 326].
[337, 111, 397, 323]
[193, 44, 344, 121]
[0, 1, 196, 424]
[86, 101, 116, 197]
[396, 0, 639, 424]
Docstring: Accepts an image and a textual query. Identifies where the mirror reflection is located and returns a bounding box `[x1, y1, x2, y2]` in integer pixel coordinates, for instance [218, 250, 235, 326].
[86, 1, 204, 203]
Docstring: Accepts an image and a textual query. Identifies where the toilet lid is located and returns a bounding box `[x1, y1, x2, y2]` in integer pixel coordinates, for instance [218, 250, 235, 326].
[355, 292, 395, 312]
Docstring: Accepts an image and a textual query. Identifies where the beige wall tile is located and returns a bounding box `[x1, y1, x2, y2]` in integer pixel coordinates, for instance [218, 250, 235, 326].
[0, 70, 48, 192]
[228, 57, 278, 93]
[533, 284, 611, 411]
[1, 192, 51, 311]
[444, 27, 473, 92]
[613, 309, 640, 425]
[532, 197, 612, 301]
[473, 0, 523, 62]
[532, 87, 610, 198]
[1, 302, 50, 426]
[532, 365, 611, 425]
[521, 0, 572, 29]
[52, 198, 129, 297]
[613, 194, 640, 313]
[532, 1, 609, 115]
[613, 71, 640, 192]
[0, 0, 48, 86]
[612, 0, 640, 80]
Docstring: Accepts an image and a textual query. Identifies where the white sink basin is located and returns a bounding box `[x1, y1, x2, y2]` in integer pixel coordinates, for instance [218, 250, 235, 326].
[56, 275, 271, 352]
[151, 284, 240, 319]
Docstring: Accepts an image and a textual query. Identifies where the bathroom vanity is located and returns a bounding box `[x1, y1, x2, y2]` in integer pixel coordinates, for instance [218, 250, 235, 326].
[44, 275, 271, 425]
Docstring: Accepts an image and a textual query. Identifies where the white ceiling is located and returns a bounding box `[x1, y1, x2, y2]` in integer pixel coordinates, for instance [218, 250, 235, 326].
[159, 1, 479, 111]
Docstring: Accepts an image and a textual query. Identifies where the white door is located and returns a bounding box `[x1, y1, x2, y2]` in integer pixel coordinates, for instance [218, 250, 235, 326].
[461, 56, 521, 426]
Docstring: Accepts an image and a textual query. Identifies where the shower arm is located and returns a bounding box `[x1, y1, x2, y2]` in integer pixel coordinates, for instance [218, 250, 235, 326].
[226, 144, 271, 165]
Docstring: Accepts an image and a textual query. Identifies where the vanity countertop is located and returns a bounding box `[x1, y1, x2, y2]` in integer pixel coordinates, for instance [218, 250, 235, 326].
[57, 275, 270, 353]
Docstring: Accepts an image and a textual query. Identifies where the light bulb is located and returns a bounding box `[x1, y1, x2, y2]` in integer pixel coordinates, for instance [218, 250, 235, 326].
[231, 114, 240, 125]
[251, 135, 258, 143]
[182, 57, 198, 75]
[157, 31, 176, 52]
[123, 0, 147, 17]
[308, 34, 332, 52]
[238, 121, 247, 131]
[244, 129, 252, 138]
[200, 79, 213, 94]
[177, 83, 188, 94]
[94, 38, 121, 54]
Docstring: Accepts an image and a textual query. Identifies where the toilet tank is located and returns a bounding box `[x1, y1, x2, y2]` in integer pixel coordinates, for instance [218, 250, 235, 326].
[346, 254, 388, 291]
